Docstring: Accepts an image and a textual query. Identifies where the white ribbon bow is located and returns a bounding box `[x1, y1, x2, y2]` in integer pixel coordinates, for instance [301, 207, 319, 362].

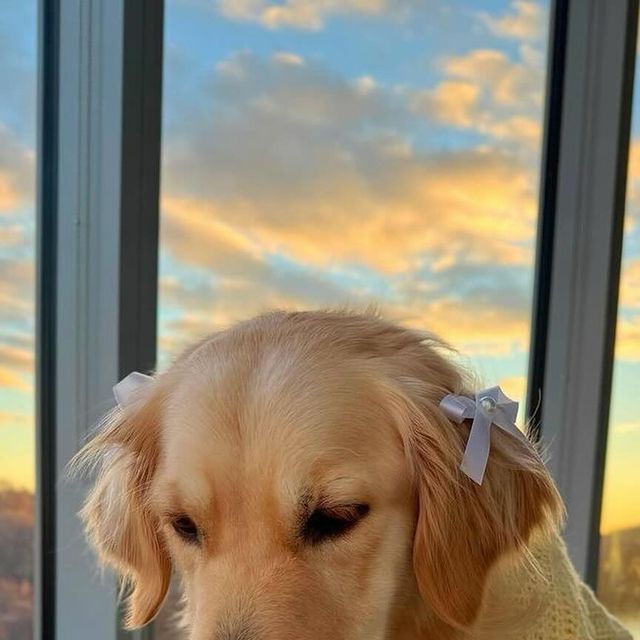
[113, 371, 152, 408]
[439, 386, 527, 485]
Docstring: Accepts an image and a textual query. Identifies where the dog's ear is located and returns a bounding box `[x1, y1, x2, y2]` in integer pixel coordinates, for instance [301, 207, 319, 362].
[72, 383, 171, 629]
[387, 382, 562, 631]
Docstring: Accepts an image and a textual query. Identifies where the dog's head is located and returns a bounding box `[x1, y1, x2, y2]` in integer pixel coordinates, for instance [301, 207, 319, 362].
[76, 311, 561, 640]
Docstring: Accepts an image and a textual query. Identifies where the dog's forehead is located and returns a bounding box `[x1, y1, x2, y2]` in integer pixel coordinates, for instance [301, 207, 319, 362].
[157, 344, 402, 504]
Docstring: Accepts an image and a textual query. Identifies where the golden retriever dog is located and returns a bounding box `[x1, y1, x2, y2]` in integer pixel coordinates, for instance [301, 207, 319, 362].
[74, 310, 630, 640]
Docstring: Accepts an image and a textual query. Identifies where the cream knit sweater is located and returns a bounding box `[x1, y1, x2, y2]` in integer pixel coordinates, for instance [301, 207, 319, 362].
[481, 533, 632, 640]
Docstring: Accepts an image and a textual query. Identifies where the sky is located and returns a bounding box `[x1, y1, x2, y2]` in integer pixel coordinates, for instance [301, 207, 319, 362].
[0, 0, 638, 535]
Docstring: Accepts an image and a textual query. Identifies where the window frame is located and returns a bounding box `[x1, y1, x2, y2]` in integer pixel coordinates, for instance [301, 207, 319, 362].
[36, 0, 60, 638]
[530, 0, 639, 583]
[37, 1, 163, 638]
[35, 0, 639, 637]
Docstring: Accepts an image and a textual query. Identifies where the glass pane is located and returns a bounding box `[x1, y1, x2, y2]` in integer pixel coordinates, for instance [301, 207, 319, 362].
[0, 2, 38, 639]
[157, 0, 550, 635]
[597, 25, 640, 638]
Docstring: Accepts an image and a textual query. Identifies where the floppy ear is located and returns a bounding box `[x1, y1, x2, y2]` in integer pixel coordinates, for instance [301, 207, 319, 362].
[73, 386, 171, 629]
[389, 384, 562, 631]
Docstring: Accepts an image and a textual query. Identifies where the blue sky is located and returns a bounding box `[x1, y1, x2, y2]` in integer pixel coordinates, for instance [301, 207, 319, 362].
[0, 0, 638, 534]
[158, 0, 551, 393]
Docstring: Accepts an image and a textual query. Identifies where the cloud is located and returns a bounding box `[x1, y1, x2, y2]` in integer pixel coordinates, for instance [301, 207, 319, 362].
[479, 1, 547, 42]
[625, 140, 640, 223]
[0, 174, 21, 211]
[0, 333, 33, 395]
[619, 258, 640, 308]
[0, 224, 26, 248]
[158, 269, 357, 360]
[157, 48, 547, 361]
[159, 286, 532, 363]
[412, 45, 545, 150]
[613, 248, 640, 364]
[162, 52, 540, 278]
[217, 0, 387, 30]
[484, 115, 542, 148]
[0, 367, 29, 392]
[442, 48, 544, 110]
[0, 411, 30, 429]
[413, 81, 481, 128]
[615, 315, 640, 360]
[0, 342, 33, 373]
[613, 421, 640, 436]
[272, 51, 305, 67]
[0, 259, 34, 325]
[158, 252, 535, 363]
[0, 257, 34, 395]
[157, 214, 538, 361]
[392, 297, 529, 355]
[0, 123, 33, 213]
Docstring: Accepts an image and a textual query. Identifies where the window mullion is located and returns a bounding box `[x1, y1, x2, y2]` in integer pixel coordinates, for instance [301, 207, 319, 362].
[536, 0, 639, 582]
[52, 1, 163, 639]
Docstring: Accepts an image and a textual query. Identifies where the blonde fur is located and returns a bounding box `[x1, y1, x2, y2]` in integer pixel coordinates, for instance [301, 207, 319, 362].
[73, 310, 563, 639]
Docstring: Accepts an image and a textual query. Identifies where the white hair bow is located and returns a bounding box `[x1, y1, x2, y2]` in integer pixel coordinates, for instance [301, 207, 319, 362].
[439, 386, 528, 485]
[113, 371, 152, 408]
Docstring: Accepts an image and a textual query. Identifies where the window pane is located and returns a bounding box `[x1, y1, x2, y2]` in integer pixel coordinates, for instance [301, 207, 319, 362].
[157, 0, 550, 634]
[597, 27, 640, 637]
[0, 2, 38, 640]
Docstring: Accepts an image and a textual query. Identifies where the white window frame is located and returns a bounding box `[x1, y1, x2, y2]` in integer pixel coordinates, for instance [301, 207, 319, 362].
[37, 1, 163, 638]
[531, 0, 638, 582]
[35, 0, 639, 637]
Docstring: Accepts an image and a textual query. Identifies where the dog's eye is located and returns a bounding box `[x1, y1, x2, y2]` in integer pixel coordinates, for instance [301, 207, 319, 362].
[302, 503, 370, 545]
[170, 515, 200, 544]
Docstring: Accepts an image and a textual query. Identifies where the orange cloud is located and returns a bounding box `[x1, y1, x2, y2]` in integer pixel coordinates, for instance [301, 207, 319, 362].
[158, 257, 533, 365]
[272, 51, 305, 67]
[0, 172, 22, 211]
[0, 343, 33, 373]
[411, 40, 545, 152]
[484, 115, 542, 148]
[159, 51, 542, 362]
[442, 48, 544, 110]
[479, 1, 547, 42]
[615, 315, 640, 360]
[613, 421, 640, 436]
[0, 410, 30, 429]
[0, 259, 34, 325]
[217, 0, 386, 30]
[619, 259, 640, 308]
[159, 297, 531, 365]
[162, 145, 538, 276]
[0, 123, 33, 213]
[162, 51, 541, 272]
[0, 367, 30, 392]
[389, 297, 529, 356]
[412, 81, 481, 128]
[624, 139, 640, 223]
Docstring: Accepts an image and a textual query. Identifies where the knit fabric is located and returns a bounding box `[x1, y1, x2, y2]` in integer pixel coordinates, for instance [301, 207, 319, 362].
[494, 533, 632, 640]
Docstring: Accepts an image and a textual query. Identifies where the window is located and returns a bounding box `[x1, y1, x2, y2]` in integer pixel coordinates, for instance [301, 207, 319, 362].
[11, 1, 637, 638]
[158, 0, 551, 409]
[156, 0, 551, 634]
[597, 26, 640, 635]
[0, 2, 38, 639]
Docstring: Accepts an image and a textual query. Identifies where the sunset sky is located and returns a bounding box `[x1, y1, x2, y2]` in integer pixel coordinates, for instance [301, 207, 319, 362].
[0, 0, 638, 535]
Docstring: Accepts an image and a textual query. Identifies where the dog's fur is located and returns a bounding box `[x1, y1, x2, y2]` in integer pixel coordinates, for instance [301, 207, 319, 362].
[75, 310, 564, 640]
